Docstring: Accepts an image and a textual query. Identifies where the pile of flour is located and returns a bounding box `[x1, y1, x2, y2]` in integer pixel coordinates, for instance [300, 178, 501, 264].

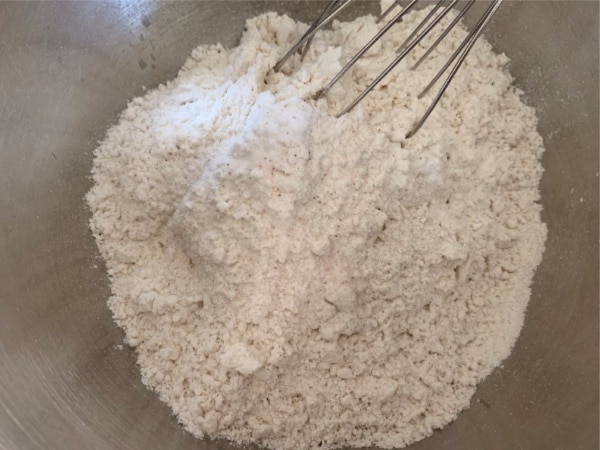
[87, 4, 546, 450]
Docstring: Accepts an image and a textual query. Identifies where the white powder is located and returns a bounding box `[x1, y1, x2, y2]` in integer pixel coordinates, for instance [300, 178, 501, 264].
[87, 5, 546, 450]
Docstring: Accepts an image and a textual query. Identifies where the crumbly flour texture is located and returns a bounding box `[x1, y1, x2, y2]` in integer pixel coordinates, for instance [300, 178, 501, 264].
[88, 4, 546, 450]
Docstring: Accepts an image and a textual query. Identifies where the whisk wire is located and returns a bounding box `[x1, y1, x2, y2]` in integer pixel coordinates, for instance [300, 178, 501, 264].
[407, 0, 505, 138]
[274, 0, 356, 72]
[336, 0, 459, 118]
[314, 0, 420, 99]
[301, 0, 342, 61]
[274, 0, 505, 137]
[411, 0, 476, 70]
[417, 0, 502, 100]
[377, 0, 402, 24]
[396, 0, 446, 54]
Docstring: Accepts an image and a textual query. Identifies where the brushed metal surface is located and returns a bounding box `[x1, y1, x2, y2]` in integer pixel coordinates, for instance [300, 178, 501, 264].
[0, 2, 597, 450]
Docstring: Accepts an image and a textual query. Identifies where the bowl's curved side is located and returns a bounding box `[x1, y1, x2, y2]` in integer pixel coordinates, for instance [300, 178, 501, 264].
[0, 2, 597, 450]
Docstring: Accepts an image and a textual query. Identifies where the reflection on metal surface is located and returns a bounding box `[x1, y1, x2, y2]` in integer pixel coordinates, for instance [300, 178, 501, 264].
[0, 2, 598, 450]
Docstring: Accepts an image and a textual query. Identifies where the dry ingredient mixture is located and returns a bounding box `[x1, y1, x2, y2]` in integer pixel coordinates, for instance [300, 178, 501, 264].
[87, 4, 546, 449]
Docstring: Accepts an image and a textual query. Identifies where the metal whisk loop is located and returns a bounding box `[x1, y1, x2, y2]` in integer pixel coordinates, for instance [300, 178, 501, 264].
[274, 0, 356, 72]
[300, 0, 341, 61]
[274, 0, 505, 138]
[411, 0, 476, 70]
[336, 0, 460, 117]
[378, 0, 403, 24]
[396, 0, 446, 54]
[314, 0, 420, 100]
[406, 0, 504, 137]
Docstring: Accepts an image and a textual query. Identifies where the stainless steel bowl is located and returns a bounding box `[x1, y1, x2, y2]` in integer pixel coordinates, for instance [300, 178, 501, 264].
[0, 2, 597, 449]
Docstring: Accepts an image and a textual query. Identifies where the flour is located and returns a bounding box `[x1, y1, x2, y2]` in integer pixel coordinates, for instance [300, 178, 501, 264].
[87, 4, 546, 450]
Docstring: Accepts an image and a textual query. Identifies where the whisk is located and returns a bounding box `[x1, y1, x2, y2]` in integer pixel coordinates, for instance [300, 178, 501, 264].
[274, 0, 504, 138]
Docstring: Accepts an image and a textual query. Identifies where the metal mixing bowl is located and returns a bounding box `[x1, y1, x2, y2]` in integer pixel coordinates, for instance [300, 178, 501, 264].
[0, 2, 598, 449]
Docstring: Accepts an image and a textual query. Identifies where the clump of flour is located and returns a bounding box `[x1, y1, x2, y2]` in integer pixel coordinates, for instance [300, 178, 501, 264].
[87, 4, 546, 450]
